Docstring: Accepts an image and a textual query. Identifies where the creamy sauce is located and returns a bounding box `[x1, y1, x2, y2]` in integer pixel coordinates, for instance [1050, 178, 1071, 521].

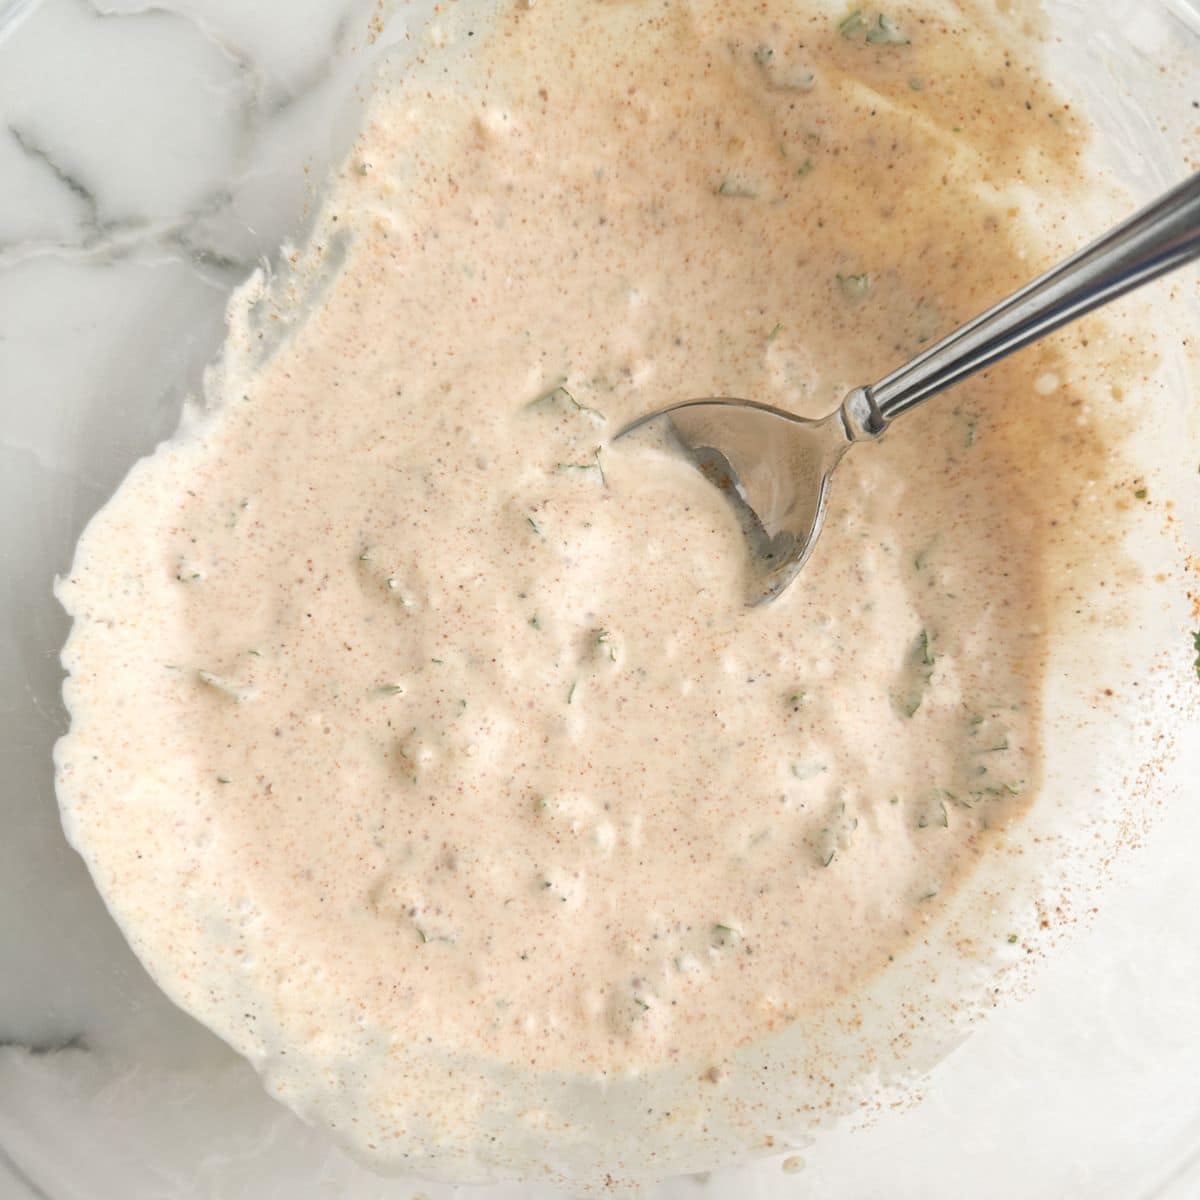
[55, 0, 1115, 1184]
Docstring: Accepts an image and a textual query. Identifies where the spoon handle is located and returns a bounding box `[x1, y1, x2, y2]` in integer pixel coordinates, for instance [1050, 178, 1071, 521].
[855, 169, 1200, 434]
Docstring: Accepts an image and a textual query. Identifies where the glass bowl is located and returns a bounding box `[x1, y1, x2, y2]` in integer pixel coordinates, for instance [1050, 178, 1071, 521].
[1, 0, 1196, 1196]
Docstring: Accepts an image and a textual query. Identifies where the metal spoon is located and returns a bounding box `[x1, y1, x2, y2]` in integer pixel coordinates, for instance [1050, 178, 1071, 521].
[618, 170, 1200, 604]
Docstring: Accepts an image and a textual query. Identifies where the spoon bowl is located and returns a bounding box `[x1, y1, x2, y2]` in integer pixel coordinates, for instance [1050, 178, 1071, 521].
[618, 391, 878, 604]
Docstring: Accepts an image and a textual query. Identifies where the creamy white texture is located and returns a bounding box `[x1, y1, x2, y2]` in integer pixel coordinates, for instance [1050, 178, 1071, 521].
[54, 0, 1119, 1186]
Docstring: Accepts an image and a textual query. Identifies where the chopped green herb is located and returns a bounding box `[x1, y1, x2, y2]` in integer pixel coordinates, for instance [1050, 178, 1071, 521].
[430, 657, 444, 665]
[712, 923, 740, 946]
[717, 178, 758, 198]
[795, 158, 815, 178]
[556, 447, 607, 486]
[247, 648, 261, 657]
[1193, 631, 1200, 682]
[918, 628, 934, 667]
[358, 549, 371, 562]
[837, 272, 870, 301]
[916, 798, 949, 829]
[567, 680, 578, 704]
[865, 14, 909, 44]
[896, 629, 935, 716]
[216, 775, 231, 785]
[791, 761, 826, 782]
[595, 628, 617, 661]
[1134, 487, 1147, 500]
[840, 10, 908, 44]
[526, 515, 543, 536]
[529, 615, 542, 630]
[838, 9, 866, 38]
[908, 77, 924, 91]
[377, 683, 405, 695]
[525, 381, 606, 423]
[633, 996, 651, 1011]
[196, 669, 242, 701]
[768, 321, 783, 341]
[1007, 933, 1019, 944]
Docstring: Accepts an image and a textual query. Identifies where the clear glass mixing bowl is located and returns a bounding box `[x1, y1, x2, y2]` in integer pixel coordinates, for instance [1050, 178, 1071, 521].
[1, 1, 1197, 1196]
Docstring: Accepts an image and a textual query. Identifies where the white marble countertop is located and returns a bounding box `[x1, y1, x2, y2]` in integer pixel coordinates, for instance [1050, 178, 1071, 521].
[1, 1, 1198, 1197]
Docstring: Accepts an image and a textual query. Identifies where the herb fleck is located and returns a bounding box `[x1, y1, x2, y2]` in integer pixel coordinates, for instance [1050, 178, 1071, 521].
[918, 628, 934, 667]
[196, 669, 243, 701]
[837, 272, 870, 302]
[525, 381, 606, 423]
[840, 10, 908, 44]
[717, 178, 758, 198]
[896, 628, 935, 716]
[865, 14, 909, 44]
[556, 447, 607, 487]
[791, 761, 826, 782]
[594, 628, 617, 661]
[916, 797, 949, 829]
[838, 9, 866, 38]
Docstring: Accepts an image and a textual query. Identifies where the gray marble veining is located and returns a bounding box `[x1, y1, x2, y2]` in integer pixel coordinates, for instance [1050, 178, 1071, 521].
[0, 2, 428, 1194]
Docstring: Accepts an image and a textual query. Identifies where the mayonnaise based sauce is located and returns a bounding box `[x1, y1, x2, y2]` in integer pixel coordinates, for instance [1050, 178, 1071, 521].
[56, 0, 1109, 1183]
